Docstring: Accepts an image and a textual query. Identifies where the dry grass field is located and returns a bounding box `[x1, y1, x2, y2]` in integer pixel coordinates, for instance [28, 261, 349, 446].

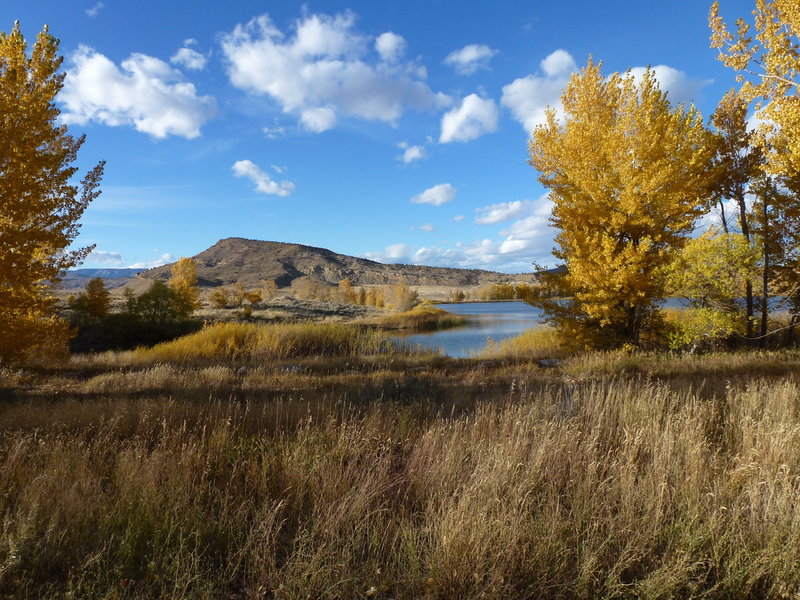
[1, 322, 799, 599]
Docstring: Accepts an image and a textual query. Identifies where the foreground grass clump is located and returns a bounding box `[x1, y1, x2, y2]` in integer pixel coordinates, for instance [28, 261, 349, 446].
[2, 359, 800, 599]
[131, 321, 392, 364]
[480, 325, 563, 360]
[369, 302, 467, 331]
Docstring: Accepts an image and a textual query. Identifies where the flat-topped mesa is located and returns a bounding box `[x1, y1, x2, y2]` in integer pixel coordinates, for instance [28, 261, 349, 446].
[138, 237, 538, 289]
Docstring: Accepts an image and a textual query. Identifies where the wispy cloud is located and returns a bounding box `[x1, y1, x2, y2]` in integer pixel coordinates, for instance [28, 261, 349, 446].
[87, 249, 123, 265]
[128, 253, 174, 269]
[232, 160, 296, 196]
[85, 2, 104, 17]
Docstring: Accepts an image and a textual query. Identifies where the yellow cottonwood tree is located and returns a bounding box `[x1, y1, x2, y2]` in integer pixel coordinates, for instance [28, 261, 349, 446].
[711, 1, 800, 327]
[0, 22, 104, 363]
[168, 257, 201, 317]
[528, 60, 717, 348]
[711, 1, 800, 177]
[710, 89, 763, 335]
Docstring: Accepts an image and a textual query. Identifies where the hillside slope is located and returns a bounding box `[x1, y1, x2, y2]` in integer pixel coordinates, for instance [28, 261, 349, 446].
[138, 238, 537, 289]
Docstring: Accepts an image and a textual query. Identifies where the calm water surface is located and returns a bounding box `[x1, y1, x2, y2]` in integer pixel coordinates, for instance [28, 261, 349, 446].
[394, 297, 792, 358]
[392, 301, 545, 358]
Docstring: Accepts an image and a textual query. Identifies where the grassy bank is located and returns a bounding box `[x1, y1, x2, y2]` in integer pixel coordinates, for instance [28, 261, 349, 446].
[95, 321, 395, 367]
[2, 341, 800, 598]
[365, 303, 467, 332]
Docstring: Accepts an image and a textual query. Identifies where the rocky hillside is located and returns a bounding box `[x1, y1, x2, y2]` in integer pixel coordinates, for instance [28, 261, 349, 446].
[137, 237, 537, 289]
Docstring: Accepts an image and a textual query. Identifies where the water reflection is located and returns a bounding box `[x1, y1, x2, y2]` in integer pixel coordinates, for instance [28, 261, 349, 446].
[392, 301, 545, 358]
[393, 298, 791, 358]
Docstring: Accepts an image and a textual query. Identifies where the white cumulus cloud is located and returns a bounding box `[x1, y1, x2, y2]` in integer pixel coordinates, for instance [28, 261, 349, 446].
[501, 49, 577, 134]
[411, 183, 456, 206]
[60, 46, 216, 139]
[474, 200, 532, 225]
[440, 94, 499, 143]
[397, 141, 425, 163]
[375, 32, 407, 63]
[300, 106, 337, 132]
[444, 44, 497, 75]
[419, 223, 435, 232]
[364, 195, 556, 272]
[232, 160, 296, 196]
[171, 40, 208, 71]
[220, 12, 450, 132]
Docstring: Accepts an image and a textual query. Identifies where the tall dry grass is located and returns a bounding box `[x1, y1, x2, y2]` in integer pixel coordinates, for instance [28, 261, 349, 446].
[2, 365, 800, 598]
[480, 325, 563, 360]
[130, 321, 393, 365]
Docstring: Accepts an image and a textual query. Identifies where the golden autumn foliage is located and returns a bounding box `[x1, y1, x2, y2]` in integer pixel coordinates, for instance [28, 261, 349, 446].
[710, 89, 762, 334]
[209, 286, 229, 309]
[528, 60, 717, 348]
[711, 1, 800, 325]
[0, 23, 104, 363]
[711, 0, 800, 178]
[69, 277, 111, 322]
[168, 257, 201, 317]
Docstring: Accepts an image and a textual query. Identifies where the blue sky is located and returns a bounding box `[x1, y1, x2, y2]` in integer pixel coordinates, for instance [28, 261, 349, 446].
[4, 0, 752, 272]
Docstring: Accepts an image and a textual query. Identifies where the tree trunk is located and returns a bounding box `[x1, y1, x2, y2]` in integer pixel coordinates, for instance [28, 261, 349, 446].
[758, 190, 770, 348]
[736, 188, 755, 340]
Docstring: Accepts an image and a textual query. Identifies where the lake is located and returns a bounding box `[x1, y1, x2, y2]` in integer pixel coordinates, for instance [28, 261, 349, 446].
[392, 301, 545, 358]
[391, 297, 793, 358]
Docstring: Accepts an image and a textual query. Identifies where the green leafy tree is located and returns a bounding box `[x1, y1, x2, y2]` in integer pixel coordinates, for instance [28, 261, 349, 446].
[0, 22, 104, 362]
[126, 281, 183, 324]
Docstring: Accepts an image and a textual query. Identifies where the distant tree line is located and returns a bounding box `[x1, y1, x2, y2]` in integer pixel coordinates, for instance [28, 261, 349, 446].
[67, 258, 203, 352]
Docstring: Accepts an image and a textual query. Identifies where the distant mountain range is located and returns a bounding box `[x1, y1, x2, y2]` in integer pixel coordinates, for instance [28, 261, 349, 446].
[58, 268, 144, 291]
[139, 238, 538, 289]
[69, 268, 144, 279]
